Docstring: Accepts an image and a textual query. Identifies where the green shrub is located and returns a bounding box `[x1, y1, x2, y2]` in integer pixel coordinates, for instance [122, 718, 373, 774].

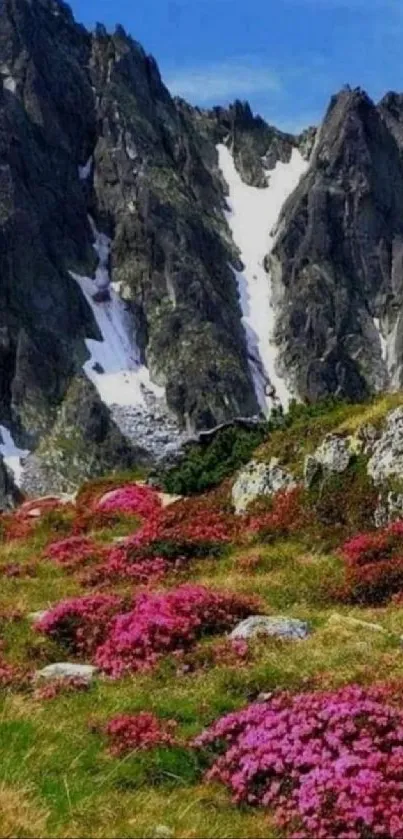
[161, 422, 272, 495]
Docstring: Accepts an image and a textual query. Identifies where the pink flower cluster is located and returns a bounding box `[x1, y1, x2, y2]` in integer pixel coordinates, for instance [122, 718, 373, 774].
[195, 684, 403, 839]
[37, 593, 124, 656]
[104, 712, 177, 756]
[95, 484, 162, 518]
[37, 585, 257, 677]
[95, 584, 258, 677]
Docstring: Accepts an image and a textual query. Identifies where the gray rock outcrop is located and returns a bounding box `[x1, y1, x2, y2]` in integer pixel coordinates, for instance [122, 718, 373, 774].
[232, 458, 296, 514]
[304, 434, 352, 487]
[367, 407, 403, 484]
[230, 615, 310, 641]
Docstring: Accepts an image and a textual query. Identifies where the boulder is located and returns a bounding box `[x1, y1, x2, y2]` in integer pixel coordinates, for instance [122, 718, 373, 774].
[230, 615, 310, 641]
[304, 434, 352, 487]
[34, 663, 98, 683]
[326, 613, 386, 634]
[367, 407, 403, 484]
[232, 458, 296, 514]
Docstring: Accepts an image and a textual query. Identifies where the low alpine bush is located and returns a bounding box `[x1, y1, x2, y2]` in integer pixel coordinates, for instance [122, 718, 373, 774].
[95, 584, 259, 678]
[340, 520, 403, 603]
[104, 712, 177, 756]
[195, 683, 403, 839]
[37, 593, 124, 656]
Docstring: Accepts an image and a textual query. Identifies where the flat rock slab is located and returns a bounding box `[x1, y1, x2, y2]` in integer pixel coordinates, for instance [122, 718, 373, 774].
[34, 663, 98, 683]
[326, 613, 387, 633]
[230, 615, 310, 641]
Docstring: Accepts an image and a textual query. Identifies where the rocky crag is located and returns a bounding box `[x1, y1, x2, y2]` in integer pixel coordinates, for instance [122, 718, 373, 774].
[1, 0, 403, 497]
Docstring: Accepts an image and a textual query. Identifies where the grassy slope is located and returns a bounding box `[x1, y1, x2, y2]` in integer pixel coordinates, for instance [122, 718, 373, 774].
[2, 396, 403, 838]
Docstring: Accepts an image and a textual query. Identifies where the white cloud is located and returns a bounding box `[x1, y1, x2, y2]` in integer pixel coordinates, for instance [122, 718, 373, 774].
[164, 61, 282, 104]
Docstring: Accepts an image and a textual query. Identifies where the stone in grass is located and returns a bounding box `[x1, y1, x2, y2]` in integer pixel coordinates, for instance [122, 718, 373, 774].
[27, 610, 49, 624]
[34, 663, 98, 683]
[153, 827, 174, 839]
[326, 613, 387, 634]
[230, 615, 310, 641]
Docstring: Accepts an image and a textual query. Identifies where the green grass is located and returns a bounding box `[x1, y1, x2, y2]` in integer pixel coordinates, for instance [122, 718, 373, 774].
[3, 391, 403, 837]
[2, 523, 403, 838]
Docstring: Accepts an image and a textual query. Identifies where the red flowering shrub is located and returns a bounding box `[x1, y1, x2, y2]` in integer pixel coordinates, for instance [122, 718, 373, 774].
[131, 501, 236, 552]
[34, 676, 89, 701]
[341, 522, 403, 568]
[73, 480, 161, 534]
[0, 512, 35, 542]
[45, 535, 107, 571]
[195, 683, 403, 839]
[246, 487, 309, 540]
[340, 520, 403, 603]
[97, 494, 237, 579]
[37, 593, 124, 656]
[0, 657, 30, 690]
[95, 584, 259, 677]
[81, 552, 167, 588]
[0, 497, 74, 542]
[104, 712, 177, 756]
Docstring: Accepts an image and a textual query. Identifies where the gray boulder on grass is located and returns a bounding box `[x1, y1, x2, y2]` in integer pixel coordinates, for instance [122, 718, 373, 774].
[230, 615, 310, 641]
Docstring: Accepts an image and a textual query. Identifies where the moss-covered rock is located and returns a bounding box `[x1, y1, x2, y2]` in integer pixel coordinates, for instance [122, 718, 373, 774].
[21, 377, 149, 495]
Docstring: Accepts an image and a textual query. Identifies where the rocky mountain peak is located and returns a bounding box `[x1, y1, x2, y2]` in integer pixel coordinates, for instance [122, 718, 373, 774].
[1, 0, 403, 497]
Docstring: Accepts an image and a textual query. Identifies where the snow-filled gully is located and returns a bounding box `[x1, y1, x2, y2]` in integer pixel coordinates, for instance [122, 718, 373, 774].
[0, 425, 29, 486]
[70, 219, 186, 460]
[217, 144, 308, 414]
[70, 220, 164, 410]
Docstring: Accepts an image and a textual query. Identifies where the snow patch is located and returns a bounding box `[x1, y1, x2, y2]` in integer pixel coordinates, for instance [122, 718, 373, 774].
[217, 143, 308, 413]
[387, 315, 401, 389]
[70, 218, 186, 460]
[0, 426, 29, 486]
[78, 157, 93, 181]
[3, 76, 17, 93]
[70, 218, 164, 408]
[373, 318, 388, 364]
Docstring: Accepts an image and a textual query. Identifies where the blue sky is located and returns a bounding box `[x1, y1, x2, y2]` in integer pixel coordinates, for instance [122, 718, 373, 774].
[70, 0, 403, 133]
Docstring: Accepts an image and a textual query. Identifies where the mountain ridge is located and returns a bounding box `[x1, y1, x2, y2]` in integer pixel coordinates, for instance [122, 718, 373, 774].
[0, 0, 403, 496]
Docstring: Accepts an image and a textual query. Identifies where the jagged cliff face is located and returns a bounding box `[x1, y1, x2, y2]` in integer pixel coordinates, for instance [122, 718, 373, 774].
[270, 87, 403, 402]
[1, 0, 403, 496]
